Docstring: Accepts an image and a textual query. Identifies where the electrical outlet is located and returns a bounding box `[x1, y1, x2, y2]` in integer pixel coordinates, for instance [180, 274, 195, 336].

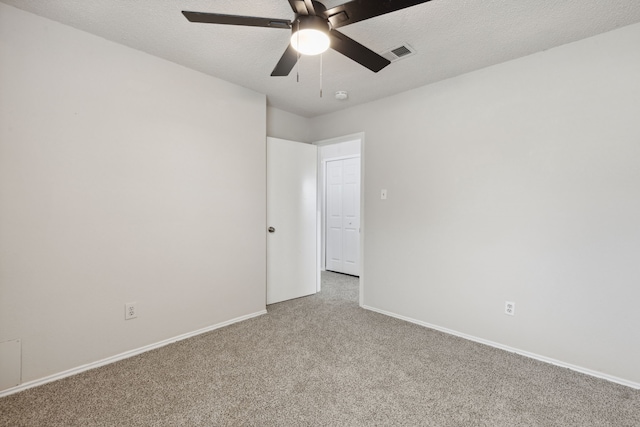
[125, 302, 137, 320]
[505, 301, 515, 316]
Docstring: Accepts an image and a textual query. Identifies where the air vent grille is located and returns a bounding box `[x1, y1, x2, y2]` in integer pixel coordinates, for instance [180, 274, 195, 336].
[380, 44, 416, 63]
[391, 46, 412, 57]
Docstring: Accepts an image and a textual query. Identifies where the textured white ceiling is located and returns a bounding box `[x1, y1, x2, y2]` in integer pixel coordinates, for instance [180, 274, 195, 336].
[3, 0, 640, 117]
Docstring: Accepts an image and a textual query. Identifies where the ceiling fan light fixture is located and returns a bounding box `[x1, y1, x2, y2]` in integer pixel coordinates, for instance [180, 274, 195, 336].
[291, 29, 330, 55]
[183, 0, 425, 76]
[291, 16, 330, 56]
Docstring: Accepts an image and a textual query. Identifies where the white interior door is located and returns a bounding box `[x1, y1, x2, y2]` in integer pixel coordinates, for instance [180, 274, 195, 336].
[325, 157, 360, 276]
[267, 138, 317, 304]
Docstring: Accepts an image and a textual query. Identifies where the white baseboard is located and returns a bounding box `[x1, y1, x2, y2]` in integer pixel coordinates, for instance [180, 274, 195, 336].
[0, 310, 267, 398]
[361, 305, 640, 390]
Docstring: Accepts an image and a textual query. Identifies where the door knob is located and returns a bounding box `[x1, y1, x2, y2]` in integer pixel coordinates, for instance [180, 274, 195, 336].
[268, 227, 275, 233]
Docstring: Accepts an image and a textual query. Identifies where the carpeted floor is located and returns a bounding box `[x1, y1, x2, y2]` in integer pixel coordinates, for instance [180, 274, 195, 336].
[1, 271, 639, 426]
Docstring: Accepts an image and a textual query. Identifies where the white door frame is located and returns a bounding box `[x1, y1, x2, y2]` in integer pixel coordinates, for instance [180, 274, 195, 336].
[314, 133, 365, 307]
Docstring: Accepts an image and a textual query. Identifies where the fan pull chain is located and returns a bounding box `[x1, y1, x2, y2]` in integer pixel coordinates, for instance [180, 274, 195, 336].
[319, 53, 323, 98]
[296, 20, 300, 83]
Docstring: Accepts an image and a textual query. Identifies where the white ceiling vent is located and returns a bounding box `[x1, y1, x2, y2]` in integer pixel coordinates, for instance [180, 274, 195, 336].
[380, 44, 416, 62]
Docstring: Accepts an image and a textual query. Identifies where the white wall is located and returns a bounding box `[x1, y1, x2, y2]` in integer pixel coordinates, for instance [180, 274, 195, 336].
[309, 23, 640, 385]
[266, 106, 312, 143]
[0, 4, 266, 388]
[318, 139, 361, 161]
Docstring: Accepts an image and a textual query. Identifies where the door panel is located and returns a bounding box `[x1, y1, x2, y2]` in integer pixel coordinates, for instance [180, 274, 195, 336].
[266, 138, 317, 304]
[326, 160, 343, 272]
[342, 158, 360, 273]
[325, 157, 360, 276]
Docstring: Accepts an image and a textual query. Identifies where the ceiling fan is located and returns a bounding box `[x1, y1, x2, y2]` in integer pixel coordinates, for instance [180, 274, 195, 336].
[182, 0, 432, 76]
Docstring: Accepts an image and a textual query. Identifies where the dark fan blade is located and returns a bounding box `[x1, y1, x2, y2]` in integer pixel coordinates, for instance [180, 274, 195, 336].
[288, 0, 321, 15]
[303, 0, 317, 15]
[324, 0, 432, 29]
[288, 0, 309, 15]
[182, 11, 291, 29]
[271, 45, 299, 76]
[329, 30, 390, 73]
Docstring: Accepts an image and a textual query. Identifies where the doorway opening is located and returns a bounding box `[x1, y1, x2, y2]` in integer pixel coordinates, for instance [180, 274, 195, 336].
[314, 133, 364, 306]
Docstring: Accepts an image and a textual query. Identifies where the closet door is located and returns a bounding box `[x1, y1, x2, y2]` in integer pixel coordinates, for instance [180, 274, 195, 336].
[326, 157, 360, 276]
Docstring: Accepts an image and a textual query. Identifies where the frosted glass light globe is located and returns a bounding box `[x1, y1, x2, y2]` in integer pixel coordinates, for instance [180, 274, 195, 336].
[291, 29, 330, 55]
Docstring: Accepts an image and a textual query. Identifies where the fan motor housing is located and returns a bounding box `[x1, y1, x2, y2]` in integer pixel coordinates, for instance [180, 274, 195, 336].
[292, 14, 330, 35]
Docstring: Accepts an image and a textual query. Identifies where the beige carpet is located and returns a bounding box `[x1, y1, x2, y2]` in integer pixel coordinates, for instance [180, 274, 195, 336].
[1, 271, 639, 426]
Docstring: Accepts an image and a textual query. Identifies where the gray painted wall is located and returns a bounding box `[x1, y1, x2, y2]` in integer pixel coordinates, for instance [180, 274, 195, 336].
[309, 23, 640, 385]
[0, 4, 267, 386]
[267, 106, 312, 143]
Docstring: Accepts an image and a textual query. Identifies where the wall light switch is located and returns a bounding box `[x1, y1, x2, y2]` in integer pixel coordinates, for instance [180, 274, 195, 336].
[381, 189, 387, 200]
